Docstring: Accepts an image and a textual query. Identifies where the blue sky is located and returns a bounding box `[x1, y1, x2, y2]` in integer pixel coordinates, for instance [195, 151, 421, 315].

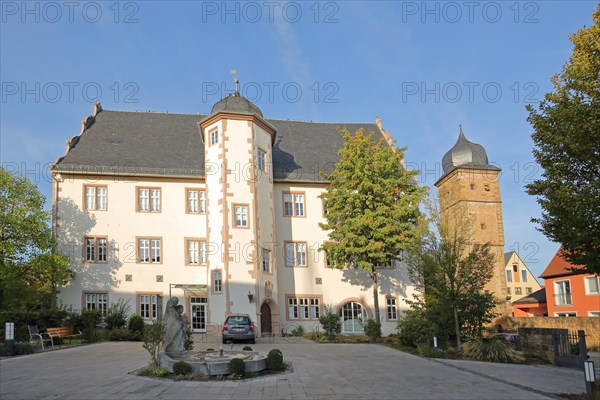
[1, 0, 597, 280]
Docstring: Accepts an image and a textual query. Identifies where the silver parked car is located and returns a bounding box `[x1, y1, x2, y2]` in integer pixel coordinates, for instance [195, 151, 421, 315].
[222, 314, 256, 344]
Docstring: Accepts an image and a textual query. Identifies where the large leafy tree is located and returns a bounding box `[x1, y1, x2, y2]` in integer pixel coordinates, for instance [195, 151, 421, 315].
[320, 128, 426, 323]
[0, 167, 74, 311]
[526, 5, 600, 274]
[406, 207, 497, 350]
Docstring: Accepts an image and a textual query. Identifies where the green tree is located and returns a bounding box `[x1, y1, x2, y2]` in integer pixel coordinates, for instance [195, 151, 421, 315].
[143, 320, 165, 367]
[320, 128, 426, 323]
[0, 167, 74, 310]
[526, 5, 600, 274]
[406, 208, 496, 350]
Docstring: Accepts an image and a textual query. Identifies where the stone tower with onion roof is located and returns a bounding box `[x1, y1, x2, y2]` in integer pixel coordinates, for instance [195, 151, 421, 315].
[435, 127, 510, 314]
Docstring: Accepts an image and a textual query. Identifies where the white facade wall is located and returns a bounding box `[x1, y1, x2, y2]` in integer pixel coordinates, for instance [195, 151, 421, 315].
[55, 115, 414, 337]
[55, 174, 207, 319]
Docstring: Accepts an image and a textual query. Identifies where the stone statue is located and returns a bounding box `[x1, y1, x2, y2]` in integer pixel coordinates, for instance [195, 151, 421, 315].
[163, 297, 187, 357]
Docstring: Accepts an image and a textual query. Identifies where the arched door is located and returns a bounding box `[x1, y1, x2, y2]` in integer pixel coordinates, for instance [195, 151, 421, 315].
[340, 302, 367, 334]
[260, 303, 272, 336]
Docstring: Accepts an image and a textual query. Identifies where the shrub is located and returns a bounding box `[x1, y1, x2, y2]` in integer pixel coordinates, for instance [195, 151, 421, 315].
[447, 346, 456, 356]
[0, 342, 35, 356]
[172, 361, 193, 376]
[128, 314, 145, 335]
[108, 328, 137, 341]
[143, 321, 165, 367]
[363, 319, 382, 342]
[104, 299, 131, 331]
[396, 311, 436, 347]
[416, 343, 444, 358]
[66, 310, 84, 334]
[184, 325, 194, 352]
[81, 309, 102, 342]
[266, 348, 284, 371]
[0, 306, 74, 341]
[319, 307, 341, 341]
[228, 358, 246, 377]
[290, 325, 304, 337]
[304, 331, 320, 341]
[462, 337, 525, 364]
[242, 346, 253, 351]
[150, 367, 169, 377]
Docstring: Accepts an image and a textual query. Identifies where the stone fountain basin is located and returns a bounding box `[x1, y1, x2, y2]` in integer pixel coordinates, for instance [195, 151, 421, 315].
[159, 351, 267, 375]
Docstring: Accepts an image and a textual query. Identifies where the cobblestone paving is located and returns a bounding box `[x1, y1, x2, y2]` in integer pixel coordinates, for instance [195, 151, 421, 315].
[0, 337, 584, 399]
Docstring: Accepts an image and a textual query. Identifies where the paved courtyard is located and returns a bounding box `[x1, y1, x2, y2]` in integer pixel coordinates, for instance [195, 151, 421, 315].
[0, 336, 586, 399]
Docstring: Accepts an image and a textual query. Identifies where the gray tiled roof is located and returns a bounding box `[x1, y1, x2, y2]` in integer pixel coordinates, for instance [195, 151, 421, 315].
[52, 110, 386, 182]
[209, 92, 264, 118]
[512, 287, 547, 305]
[441, 128, 499, 174]
[504, 251, 516, 265]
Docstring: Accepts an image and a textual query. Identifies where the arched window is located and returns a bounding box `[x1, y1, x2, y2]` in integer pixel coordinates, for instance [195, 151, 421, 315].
[339, 302, 368, 334]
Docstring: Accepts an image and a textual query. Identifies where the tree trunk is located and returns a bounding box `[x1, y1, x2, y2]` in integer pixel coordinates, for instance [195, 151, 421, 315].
[453, 306, 461, 351]
[50, 284, 57, 309]
[372, 271, 380, 323]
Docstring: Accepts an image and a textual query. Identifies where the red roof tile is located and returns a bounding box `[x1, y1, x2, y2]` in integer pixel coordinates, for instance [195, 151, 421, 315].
[540, 247, 585, 279]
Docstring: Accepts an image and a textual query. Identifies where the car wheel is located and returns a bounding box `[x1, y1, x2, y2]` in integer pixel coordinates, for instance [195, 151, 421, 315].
[222, 338, 227, 344]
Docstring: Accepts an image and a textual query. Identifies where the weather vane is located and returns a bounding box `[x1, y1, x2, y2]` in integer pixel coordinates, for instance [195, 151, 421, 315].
[230, 69, 239, 93]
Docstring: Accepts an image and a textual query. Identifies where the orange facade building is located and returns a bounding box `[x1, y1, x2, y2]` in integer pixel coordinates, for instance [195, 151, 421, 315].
[540, 248, 599, 317]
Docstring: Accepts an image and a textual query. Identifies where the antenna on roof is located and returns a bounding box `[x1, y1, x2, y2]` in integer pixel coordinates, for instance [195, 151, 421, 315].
[230, 69, 239, 95]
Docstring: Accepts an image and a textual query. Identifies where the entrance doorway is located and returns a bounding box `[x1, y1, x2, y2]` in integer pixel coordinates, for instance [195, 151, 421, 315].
[190, 297, 207, 333]
[260, 303, 272, 336]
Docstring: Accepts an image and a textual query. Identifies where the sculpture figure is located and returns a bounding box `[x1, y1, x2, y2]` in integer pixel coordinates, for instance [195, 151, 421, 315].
[163, 297, 187, 357]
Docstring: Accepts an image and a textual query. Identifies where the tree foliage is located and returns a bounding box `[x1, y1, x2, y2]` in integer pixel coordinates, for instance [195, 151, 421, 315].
[320, 128, 426, 322]
[0, 167, 74, 311]
[406, 206, 497, 350]
[526, 5, 600, 274]
[143, 320, 165, 367]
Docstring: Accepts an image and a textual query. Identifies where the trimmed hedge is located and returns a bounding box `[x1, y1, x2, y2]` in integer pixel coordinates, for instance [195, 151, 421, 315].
[228, 358, 245, 376]
[172, 361, 193, 376]
[266, 348, 284, 371]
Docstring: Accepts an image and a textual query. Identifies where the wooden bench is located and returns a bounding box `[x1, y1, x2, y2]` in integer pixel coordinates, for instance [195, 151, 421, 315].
[47, 327, 82, 347]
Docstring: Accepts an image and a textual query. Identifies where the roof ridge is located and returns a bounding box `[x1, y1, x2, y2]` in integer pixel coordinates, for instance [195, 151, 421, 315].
[101, 109, 206, 117]
[101, 109, 377, 125]
[266, 117, 377, 125]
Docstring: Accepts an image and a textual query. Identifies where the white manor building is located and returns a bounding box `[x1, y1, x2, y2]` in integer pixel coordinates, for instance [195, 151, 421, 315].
[51, 93, 417, 336]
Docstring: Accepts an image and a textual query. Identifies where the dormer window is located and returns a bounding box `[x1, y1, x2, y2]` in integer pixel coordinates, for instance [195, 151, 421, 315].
[210, 130, 219, 145]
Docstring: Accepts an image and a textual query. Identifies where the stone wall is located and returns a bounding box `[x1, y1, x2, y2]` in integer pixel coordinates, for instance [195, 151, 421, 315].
[492, 316, 600, 347]
[517, 327, 566, 364]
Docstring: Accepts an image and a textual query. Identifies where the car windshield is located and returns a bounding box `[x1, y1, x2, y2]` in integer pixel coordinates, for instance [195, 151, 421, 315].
[227, 316, 249, 324]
